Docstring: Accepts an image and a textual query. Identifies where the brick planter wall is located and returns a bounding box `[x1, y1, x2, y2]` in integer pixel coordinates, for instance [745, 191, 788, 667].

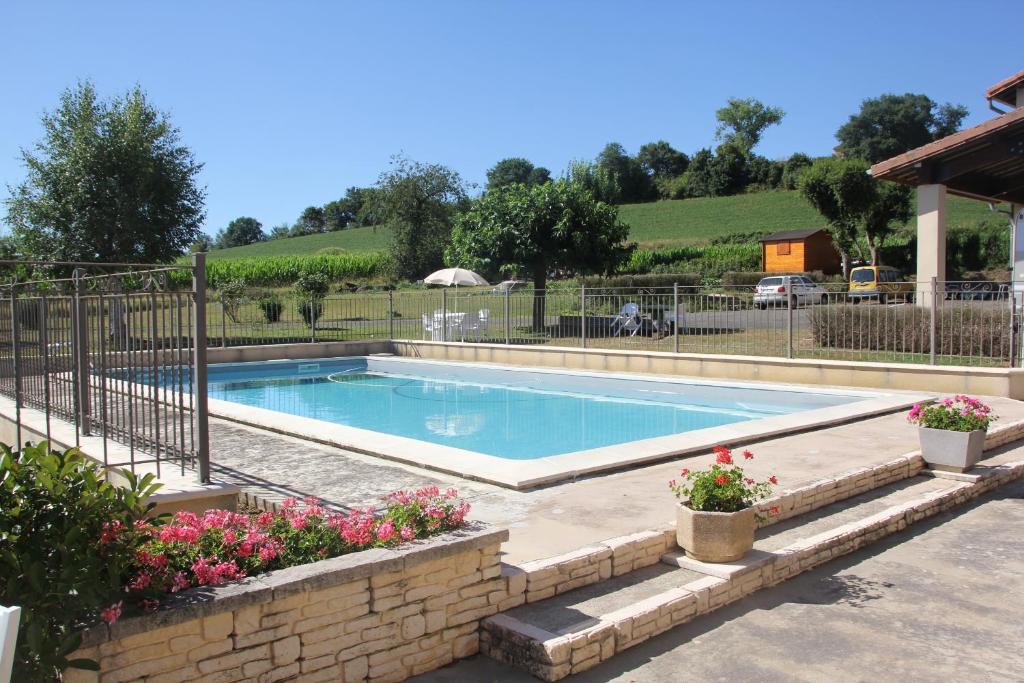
[66, 525, 508, 683]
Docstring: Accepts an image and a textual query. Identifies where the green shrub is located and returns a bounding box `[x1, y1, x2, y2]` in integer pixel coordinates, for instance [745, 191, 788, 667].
[806, 304, 1012, 359]
[295, 271, 330, 299]
[218, 278, 248, 323]
[579, 273, 701, 289]
[0, 443, 159, 680]
[298, 300, 324, 327]
[257, 294, 284, 323]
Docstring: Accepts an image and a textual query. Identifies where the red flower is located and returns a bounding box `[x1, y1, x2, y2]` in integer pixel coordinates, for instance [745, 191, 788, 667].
[680, 468, 690, 477]
[100, 601, 123, 625]
[744, 478, 754, 485]
[714, 474, 730, 485]
[713, 446, 733, 465]
[769, 475, 778, 485]
[668, 479, 677, 488]
[769, 505, 780, 516]
[742, 450, 754, 460]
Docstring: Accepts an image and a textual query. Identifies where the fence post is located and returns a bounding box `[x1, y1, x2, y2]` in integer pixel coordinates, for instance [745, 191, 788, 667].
[73, 273, 91, 436]
[1010, 287, 1017, 369]
[388, 290, 395, 340]
[441, 288, 447, 343]
[9, 290, 22, 448]
[786, 289, 794, 360]
[0, 605, 21, 683]
[504, 288, 510, 345]
[929, 276, 937, 365]
[673, 282, 680, 354]
[580, 285, 586, 349]
[191, 252, 211, 484]
[220, 293, 226, 348]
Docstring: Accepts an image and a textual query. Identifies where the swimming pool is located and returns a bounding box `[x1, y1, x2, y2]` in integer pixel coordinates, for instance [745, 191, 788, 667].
[187, 356, 923, 487]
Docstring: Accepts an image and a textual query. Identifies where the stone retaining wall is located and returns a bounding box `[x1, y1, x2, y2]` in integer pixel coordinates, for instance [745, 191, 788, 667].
[66, 525, 507, 683]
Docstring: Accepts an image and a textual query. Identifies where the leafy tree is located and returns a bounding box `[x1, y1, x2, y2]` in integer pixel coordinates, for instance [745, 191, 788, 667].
[746, 155, 783, 190]
[324, 186, 377, 230]
[798, 158, 910, 274]
[595, 142, 656, 203]
[637, 141, 689, 180]
[676, 146, 748, 198]
[5, 81, 205, 263]
[215, 216, 265, 249]
[374, 156, 469, 280]
[781, 153, 813, 190]
[268, 223, 292, 240]
[486, 157, 551, 191]
[565, 159, 620, 204]
[836, 93, 969, 163]
[292, 206, 326, 236]
[675, 148, 714, 198]
[448, 179, 631, 330]
[715, 97, 785, 154]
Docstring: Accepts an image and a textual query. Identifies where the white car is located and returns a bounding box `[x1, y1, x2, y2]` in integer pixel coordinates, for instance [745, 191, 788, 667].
[753, 275, 828, 309]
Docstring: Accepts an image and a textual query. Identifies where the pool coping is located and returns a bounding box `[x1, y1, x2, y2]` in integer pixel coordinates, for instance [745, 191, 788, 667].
[205, 358, 932, 490]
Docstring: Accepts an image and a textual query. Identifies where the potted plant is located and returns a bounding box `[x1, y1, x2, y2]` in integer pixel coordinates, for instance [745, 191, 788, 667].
[668, 446, 777, 563]
[907, 395, 996, 472]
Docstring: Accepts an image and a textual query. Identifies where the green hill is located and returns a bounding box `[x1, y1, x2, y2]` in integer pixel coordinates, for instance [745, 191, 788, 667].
[209, 190, 998, 258]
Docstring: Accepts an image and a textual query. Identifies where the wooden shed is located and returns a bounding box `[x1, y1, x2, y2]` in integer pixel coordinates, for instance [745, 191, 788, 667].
[759, 228, 841, 275]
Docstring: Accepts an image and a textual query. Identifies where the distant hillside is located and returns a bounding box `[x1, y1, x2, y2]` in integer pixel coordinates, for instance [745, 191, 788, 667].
[208, 190, 998, 258]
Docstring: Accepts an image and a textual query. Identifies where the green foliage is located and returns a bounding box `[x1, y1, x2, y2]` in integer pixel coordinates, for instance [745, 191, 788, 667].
[297, 300, 323, 327]
[780, 153, 814, 190]
[579, 273, 702, 289]
[292, 206, 327, 237]
[621, 244, 760, 279]
[189, 234, 212, 253]
[218, 278, 248, 323]
[636, 141, 689, 182]
[203, 253, 391, 287]
[668, 446, 776, 513]
[215, 217, 265, 249]
[295, 271, 330, 299]
[0, 443, 160, 680]
[257, 293, 284, 323]
[565, 159, 620, 204]
[907, 396, 995, 433]
[595, 142, 656, 204]
[323, 187, 377, 230]
[4, 81, 205, 263]
[836, 93, 969, 163]
[485, 158, 551, 191]
[375, 156, 469, 280]
[714, 97, 785, 154]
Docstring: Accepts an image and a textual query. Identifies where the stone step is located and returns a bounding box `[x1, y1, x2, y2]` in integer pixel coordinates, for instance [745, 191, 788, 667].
[480, 461, 1024, 681]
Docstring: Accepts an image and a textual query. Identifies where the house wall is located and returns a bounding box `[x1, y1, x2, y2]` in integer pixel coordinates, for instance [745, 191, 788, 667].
[803, 232, 842, 275]
[763, 240, 807, 273]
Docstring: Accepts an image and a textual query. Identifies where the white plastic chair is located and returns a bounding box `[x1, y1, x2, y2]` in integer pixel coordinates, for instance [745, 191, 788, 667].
[461, 311, 482, 341]
[478, 309, 490, 338]
[611, 302, 642, 337]
[423, 313, 445, 341]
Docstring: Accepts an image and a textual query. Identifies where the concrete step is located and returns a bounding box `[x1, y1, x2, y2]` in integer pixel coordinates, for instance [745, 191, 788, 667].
[480, 464, 1023, 681]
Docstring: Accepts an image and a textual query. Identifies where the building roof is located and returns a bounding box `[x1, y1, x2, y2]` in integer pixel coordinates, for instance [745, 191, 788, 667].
[986, 69, 1024, 108]
[869, 105, 1024, 204]
[759, 228, 827, 242]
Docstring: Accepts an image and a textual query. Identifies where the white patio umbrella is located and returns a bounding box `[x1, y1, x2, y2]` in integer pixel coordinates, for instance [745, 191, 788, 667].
[423, 267, 489, 313]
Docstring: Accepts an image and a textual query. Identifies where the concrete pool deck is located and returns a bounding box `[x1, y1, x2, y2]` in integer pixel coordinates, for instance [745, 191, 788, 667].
[208, 395, 1024, 564]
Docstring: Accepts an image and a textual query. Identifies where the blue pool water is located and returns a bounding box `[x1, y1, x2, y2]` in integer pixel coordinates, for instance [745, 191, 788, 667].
[188, 357, 860, 460]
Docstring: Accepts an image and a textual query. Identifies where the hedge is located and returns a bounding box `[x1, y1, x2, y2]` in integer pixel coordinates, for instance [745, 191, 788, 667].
[579, 273, 701, 289]
[806, 304, 1012, 359]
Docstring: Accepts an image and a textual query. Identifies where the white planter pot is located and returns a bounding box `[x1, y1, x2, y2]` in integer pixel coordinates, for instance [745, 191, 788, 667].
[918, 427, 986, 473]
[676, 504, 755, 563]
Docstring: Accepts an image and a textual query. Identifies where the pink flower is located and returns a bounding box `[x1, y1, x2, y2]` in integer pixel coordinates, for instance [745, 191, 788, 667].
[376, 520, 396, 543]
[769, 505, 780, 516]
[282, 497, 298, 509]
[100, 601, 123, 625]
[668, 479, 677, 488]
[446, 487, 459, 499]
[744, 478, 754, 485]
[680, 468, 690, 477]
[128, 572, 151, 591]
[171, 572, 191, 593]
[742, 450, 754, 460]
[769, 475, 778, 485]
[400, 525, 416, 541]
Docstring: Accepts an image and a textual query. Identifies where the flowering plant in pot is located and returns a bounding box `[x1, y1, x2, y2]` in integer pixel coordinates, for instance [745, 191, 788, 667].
[668, 445, 778, 563]
[907, 395, 996, 472]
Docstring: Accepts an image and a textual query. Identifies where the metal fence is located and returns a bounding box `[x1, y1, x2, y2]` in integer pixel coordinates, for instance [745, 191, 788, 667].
[205, 279, 1021, 368]
[0, 256, 210, 481]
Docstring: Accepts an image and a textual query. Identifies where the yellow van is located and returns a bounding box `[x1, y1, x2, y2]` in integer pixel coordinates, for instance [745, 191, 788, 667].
[847, 266, 914, 303]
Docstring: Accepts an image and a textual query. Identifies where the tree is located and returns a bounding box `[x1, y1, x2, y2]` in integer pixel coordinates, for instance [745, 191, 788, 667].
[5, 81, 205, 263]
[292, 206, 326, 236]
[324, 186, 377, 230]
[836, 93, 969, 163]
[268, 223, 291, 240]
[636, 141, 689, 180]
[374, 156, 469, 280]
[189, 234, 213, 253]
[448, 179, 631, 330]
[715, 98, 785, 155]
[565, 159, 620, 204]
[781, 153, 813, 190]
[798, 158, 911, 274]
[486, 158, 552, 191]
[215, 216, 265, 249]
[595, 143, 656, 203]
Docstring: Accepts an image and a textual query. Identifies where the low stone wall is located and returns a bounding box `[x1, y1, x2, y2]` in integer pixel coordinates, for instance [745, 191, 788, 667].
[67, 525, 507, 683]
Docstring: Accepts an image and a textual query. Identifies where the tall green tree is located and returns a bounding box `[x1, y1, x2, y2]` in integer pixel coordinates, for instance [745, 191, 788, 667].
[636, 141, 689, 179]
[5, 81, 205, 263]
[268, 223, 292, 240]
[798, 158, 910, 275]
[836, 93, 968, 163]
[595, 143, 656, 204]
[485, 157, 551, 191]
[715, 97, 785, 154]
[291, 206, 326, 236]
[448, 179, 631, 330]
[215, 216, 265, 249]
[375, 156, 469, 280]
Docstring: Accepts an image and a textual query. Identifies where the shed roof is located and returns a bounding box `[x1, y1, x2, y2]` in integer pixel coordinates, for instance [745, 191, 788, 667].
[986, 69, 1024, 108]
[869, 105, 1024, 204]
[759, 228, 827, 242]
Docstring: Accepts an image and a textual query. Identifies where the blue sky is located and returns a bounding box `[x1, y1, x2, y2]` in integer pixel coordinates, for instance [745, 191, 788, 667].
[0, 1, 1019, 238]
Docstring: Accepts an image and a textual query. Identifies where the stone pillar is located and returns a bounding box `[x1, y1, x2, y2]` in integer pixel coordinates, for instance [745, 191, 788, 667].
[916, 184, 947, 307]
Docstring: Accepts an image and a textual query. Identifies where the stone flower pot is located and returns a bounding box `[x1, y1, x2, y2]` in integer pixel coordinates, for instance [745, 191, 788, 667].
[676, 504, 756, 563]
[918, 427, 986, 473]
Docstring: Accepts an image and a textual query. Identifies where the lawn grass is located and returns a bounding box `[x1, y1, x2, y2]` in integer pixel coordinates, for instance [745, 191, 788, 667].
[207, 225, 391, 260]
